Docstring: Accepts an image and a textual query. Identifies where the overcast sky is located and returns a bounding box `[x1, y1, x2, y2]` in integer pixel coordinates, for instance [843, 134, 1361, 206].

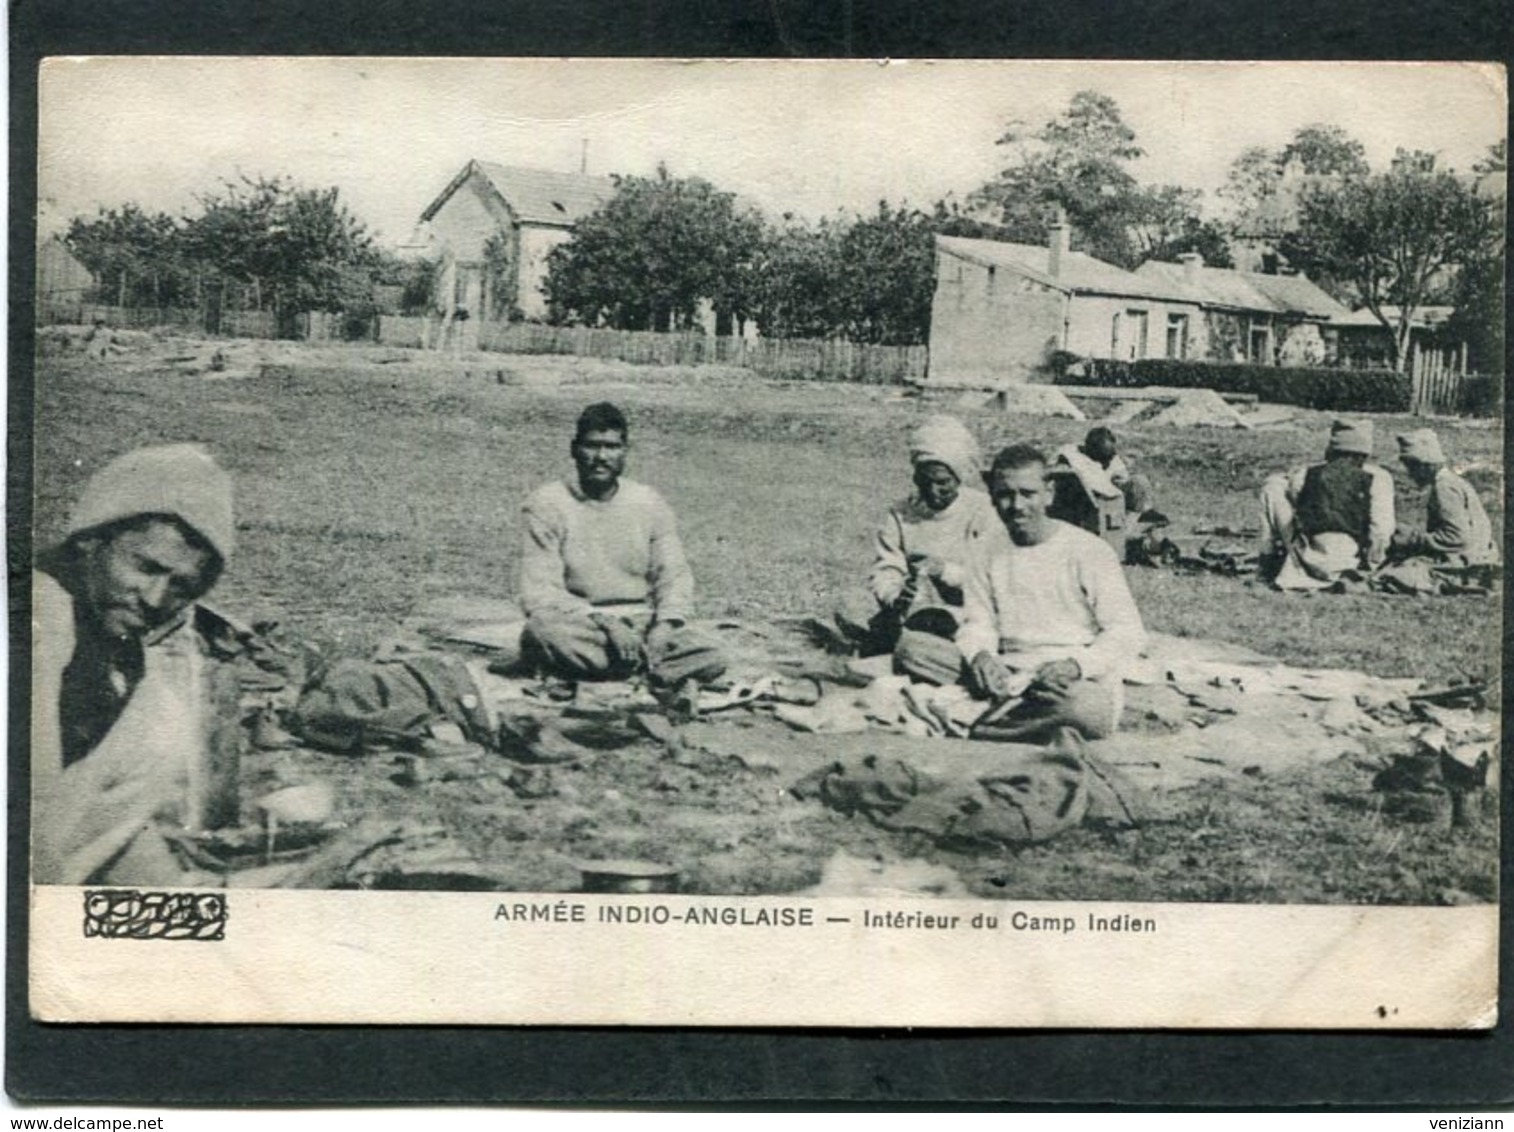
[37, 58, 1507, 244]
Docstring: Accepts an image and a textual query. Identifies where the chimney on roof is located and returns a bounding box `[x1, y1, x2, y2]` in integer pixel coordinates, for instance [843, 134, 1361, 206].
[1177, 251, 1204, 285]
[1047, 205, 1069, 279]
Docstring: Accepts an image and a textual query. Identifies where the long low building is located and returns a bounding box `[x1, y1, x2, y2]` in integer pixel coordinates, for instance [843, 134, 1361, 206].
[927, 223, 1347, 387]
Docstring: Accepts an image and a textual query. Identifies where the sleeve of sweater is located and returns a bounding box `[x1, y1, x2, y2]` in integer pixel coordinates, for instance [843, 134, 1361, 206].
[936, 492, 996, 593]
[1106, 454, 1132, 489]
[1285, 465, 1309, 504]
[956, 550, 1001, 661]
[1074, 539, 1147, 681]
[1366, 464, 1397, 567]
[867, 506, 909, 608]
[518, 487, 592, 617]
[1425, 476, 1476, 557]
[646, 491, 695, 624]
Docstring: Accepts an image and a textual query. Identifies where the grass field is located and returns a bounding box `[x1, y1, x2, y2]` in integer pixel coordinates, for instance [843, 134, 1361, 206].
[28, 340, 1505, 901]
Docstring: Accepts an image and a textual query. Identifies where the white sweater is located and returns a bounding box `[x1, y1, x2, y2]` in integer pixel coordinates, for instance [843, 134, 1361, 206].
[958, 520, 1146, 681]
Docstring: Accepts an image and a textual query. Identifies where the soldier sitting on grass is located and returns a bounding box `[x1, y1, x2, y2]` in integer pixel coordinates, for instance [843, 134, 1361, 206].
[1258, 418, 1395, 591]
[960, 443, 1146, 743]
[517, 401, 725, 699]
[1390, 428, 1498, 569]
[32, 444, 235, 885]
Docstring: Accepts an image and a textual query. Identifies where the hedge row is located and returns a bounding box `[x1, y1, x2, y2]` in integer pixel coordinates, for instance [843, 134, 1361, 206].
[1050, 355, 1413, 414]
[1459, 373, 1504, 417]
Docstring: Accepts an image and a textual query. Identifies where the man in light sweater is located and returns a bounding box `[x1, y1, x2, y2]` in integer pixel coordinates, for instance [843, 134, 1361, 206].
[1391, 428, 1499, 567]
[518, 402, 725, 691]
[960, 444, 1146, 742]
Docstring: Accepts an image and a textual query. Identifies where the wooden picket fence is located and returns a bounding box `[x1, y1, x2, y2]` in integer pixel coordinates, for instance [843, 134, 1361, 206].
[457, 321, 927, 385]
[1409, 342, 1500, 416]
[38, 301, 208, 332]
[36, 301, 330, 342]
[40, 300, 930, 387]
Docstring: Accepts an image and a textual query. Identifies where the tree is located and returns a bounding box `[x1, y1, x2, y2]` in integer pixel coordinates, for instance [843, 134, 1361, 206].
[1126, 185, 1234, 268]
[66, 204, 190, 307]
[1472, 138, 1507, 175]
[1445, 247, 1505, 373]
[180, 174, 376, 330]
[480, 234, 521, 322]
[751, 204, 939, 345]
[928, 195, 1006, 241]
[544, 165, 765, 332]
[750, 215, 844, 340]
[1447, 139, 1507, 372]
[1280, 124, 1369, 177]
[1219, 124, 1369, 229]
[371, 250, 440, 316]
[1217, 144, 1284, 220]
[1284, 152, 1497, 372]
[832, 203, 936, 346]
[969, 90, 1154, 268]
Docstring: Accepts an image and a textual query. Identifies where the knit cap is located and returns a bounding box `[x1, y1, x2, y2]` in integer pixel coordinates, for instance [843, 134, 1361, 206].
[1397, 428, 1447, 465]
[908, 415, 981, 486]
[1325, 418, 1374, 457]
[66, 444, 236, 564]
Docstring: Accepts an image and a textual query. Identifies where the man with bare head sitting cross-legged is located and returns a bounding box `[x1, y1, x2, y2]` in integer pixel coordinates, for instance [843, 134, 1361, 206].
[960, 443, 1146, 743]
[518, 402, 725, 701]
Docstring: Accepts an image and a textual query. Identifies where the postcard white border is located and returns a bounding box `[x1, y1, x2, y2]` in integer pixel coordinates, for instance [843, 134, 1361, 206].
[29, 887, 1497, 1028]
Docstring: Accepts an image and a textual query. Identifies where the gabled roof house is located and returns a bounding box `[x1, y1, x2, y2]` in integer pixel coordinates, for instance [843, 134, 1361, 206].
[409, 161, 615, 321]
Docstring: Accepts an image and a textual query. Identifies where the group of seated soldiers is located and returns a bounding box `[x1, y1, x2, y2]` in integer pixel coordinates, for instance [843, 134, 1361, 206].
[1259, 417, 1498, 591]
[32, 401, 1498, 886]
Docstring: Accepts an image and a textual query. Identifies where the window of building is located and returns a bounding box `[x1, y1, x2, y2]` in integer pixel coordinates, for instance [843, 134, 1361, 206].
[1124, 309, 1149, 360]
[1166, 313, 1189, 359]
[1249, 319, 1272, 364]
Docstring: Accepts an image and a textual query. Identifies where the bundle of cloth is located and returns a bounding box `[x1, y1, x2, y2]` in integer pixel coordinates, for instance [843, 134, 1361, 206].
[790, 730, 1144, 848]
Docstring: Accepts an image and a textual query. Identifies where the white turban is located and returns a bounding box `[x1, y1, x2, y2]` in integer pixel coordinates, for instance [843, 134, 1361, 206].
[908, 415, 981, 486]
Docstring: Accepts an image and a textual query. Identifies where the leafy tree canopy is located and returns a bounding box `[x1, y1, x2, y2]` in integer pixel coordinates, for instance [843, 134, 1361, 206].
[969, 90, 1216, 270]
[1283, 151, 1497, 372]
[180, 175, 376, 315]
[66, 203, 189, 307]
[1280, 124, 1369, 177]
[64, 174, 379, 323]
[543, 164, 765, 332]
[1220, 123, 1370, 227]
[1471, 138, 1507, 174]
[831, 202, 936, 346]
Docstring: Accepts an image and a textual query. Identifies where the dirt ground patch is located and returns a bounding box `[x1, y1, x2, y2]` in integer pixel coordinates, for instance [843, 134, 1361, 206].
[29, 338, 1503, 902]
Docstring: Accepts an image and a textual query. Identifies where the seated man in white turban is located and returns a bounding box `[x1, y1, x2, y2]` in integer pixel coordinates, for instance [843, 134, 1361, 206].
[1390, 428, 1499, 569]
[1259, 418, 1396, 591]
[858, 414, 1002, 685]
[32, 444, 236, 885]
